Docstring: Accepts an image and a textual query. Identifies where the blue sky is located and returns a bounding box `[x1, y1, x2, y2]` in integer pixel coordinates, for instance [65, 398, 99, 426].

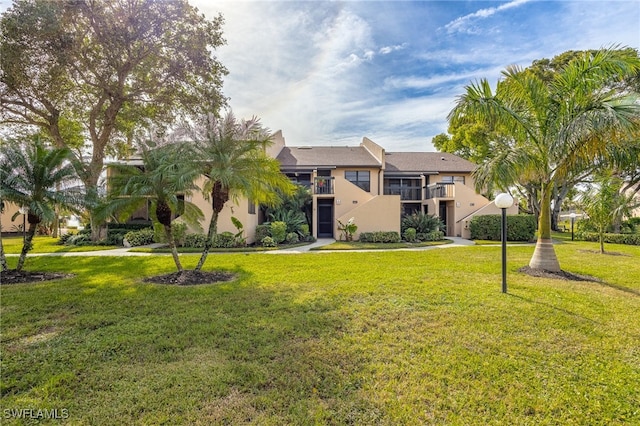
[1, 0, 638, 151]
[200, 0, 640, 151]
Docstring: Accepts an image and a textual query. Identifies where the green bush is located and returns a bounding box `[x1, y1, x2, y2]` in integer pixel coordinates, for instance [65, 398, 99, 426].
[59, 232, 76, 245]
[401, 212, 443, 234]
[299, 224, 310, 238]
[124, 228, 155, 246]
[153, 222, 187, 246]
[579, 232, 640, 246]
[469, 215, 536, 241]
[270, 221, 287, 244]
[184, 233, 208, 248]
[359, 231, 401, 243]
[261, 236, 277, 247]
[67, 234, 92, 246]
[255, 224, 271, 242]
[416, 231, 445, 241]
[212, 232, 238, 248]
[286, 232, 299, 244]
[403, 227, 417, 242]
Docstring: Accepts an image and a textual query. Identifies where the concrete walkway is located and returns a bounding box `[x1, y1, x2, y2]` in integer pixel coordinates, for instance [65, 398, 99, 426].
[6, 237, 477, 257]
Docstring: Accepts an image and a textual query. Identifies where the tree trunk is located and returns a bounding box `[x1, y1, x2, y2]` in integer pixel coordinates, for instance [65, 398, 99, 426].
[599, 225, 605, 254]
[0, 231, 8, 272]
[165, 224, 183, 272]
[195, 183, 228, 271]
[194, 209, 219, 271]
[16, 218, 39, 272]
[529, 184, 561, 272]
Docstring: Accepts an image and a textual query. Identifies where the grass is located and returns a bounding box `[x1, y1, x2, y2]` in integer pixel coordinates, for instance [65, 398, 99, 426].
[313, 239, 451, 250]
[2, 236, 116, 254]
[1, 240, 639, 424]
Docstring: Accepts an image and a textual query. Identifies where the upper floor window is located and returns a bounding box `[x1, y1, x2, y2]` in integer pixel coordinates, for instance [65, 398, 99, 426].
[441, 175, 465, 184]
[345, 170, 370, 192]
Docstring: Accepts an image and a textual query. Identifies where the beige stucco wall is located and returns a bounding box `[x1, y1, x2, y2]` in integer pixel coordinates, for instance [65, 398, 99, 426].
[336, 195, 401, 240]
[188, 176, 260, 244]
[0, 201, 24, 233]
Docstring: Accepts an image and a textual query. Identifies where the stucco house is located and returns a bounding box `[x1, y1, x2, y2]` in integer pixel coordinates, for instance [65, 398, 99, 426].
[264, 132, 517, 241]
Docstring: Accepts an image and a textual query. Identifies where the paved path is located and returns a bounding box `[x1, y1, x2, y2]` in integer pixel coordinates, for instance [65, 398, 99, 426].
[6, 237, 478, 257]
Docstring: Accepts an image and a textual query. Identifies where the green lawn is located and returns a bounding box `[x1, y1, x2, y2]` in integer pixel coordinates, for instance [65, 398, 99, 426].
[1, 241, 639, 425]
[312, 240, 451, 250]
[2, 236, 116, 254]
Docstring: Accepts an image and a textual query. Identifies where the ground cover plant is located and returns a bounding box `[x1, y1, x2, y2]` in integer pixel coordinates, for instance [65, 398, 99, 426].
[1, 241, 639, 424]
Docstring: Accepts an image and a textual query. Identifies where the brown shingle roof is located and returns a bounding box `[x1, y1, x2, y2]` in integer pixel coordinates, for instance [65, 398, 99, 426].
[277, 146, 381, 169]
[384, 152, 476, 173]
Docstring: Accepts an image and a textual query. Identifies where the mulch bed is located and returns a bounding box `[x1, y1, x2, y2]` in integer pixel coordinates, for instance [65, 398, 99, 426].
[143, 270, 236, 286]
[1, 270, 74, 285]
[518, 266, 601, 282]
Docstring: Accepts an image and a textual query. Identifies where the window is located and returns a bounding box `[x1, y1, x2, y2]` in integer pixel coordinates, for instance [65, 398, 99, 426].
[345, 171, 370, 192]
[248, 199, 256, 215]
[441, 175, 465, 184]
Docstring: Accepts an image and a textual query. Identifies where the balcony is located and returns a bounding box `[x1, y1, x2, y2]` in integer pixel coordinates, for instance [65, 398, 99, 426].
[314, 177, 334, 195]
[425, 183, 455, 199]
[383, 186, 422, 201]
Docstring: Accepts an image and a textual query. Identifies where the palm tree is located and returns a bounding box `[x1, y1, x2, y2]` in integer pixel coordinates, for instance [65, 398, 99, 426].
[185, 111, 295, 271]
[0, 137, 84, 271]
[106, 142, 203, 272]
[579, 174, 639, 254]
[450, 48, 640, 272]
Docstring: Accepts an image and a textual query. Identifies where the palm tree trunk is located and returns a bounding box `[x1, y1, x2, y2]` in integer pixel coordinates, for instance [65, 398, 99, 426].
[194, 209, 218, 271]
[529, 184, 561, 272]
[599, 225, 605, 254]
[16, 222, 38, 272]
[0, 232, 8, 272]
[164, 224, 183, 272]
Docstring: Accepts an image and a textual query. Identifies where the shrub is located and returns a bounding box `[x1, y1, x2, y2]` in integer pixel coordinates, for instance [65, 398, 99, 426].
[261, 236, 277, 247]
[123, 228, 155, 246]
[578, 232, 640, 246]
[212, 232, 238, 248]
[153, 222, 187, 246]
[403, 227, 417, 242]
[299, 224, 310, 238]
[67, 234, 92, 246]
[401, 212, 443, 234]
[269, 209, 307, 234]
[416, 230, 445, 241]
[270, 221, 287, 244]
[359, 231, 401, 243]
[469, 215, 536, 241]
[255, 224, 271, 242]
[184, 233, 208, 248]
[58, 232, 76, 245]
[286, 232, 299, 244]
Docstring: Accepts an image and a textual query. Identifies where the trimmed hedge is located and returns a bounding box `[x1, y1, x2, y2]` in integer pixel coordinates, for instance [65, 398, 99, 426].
[124, 228, 155, 246]
[358, 231, 401, 243]
[579, 232, 640, 246]
[469, 215, 536, 241]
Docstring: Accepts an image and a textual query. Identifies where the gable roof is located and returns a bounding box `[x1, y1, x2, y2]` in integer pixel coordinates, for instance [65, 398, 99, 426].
[384, 152, 476, 174]
[277, 146, 381, 169]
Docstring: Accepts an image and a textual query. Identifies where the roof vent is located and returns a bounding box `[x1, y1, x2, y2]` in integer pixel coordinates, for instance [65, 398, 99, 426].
[441, 156, 446, 160]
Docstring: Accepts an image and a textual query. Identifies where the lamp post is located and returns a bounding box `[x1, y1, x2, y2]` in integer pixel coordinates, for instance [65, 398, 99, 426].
[495, 193, 514, 293]
[569, 212, 576, 241]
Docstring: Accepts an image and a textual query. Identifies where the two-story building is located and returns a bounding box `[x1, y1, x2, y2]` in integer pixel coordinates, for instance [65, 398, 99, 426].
[266, 132, 517, 241]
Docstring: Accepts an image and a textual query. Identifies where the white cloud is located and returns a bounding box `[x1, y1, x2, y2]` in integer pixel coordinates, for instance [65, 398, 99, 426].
[444, 0, 532, 34]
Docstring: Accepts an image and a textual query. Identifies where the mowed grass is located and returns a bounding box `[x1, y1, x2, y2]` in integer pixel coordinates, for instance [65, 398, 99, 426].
[2, 236, 116, 254]
[1, 241, 639, 425]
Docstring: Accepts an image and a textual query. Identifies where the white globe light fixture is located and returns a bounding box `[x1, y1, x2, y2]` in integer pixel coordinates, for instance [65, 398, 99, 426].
[495, 193, 514, 293]
[569, 212, 577, 241]
[495, 193, 514, 209]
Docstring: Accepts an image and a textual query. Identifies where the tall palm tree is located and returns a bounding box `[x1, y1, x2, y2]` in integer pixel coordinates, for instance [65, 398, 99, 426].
[0, 137, 84, 271]
[106, 142, 203, 272]
[185, 111, 295, 271]
[450, 48, 640, 272]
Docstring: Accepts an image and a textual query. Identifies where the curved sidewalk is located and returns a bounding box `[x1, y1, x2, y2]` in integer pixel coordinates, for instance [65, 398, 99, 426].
[5, 237, 476, 257]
